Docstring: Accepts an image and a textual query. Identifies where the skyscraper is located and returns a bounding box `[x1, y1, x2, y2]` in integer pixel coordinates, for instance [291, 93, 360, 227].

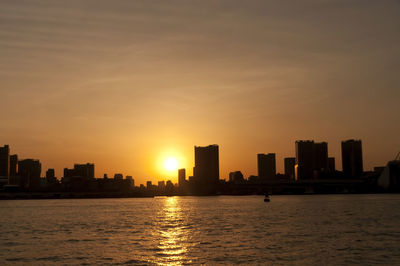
[9, 154, 19, 185]
[178, 168, 186, 187]
[257, 153, 276, 180]
[0, 145, 10, 178]
[295, 140, 329, 180]
[314, 142, 328, 171]
[18, 159, 41, 189]
[10, 154, 18, 177]
[295, 141, 315, 180]
[193, 145, 219, 192]
[284, 157, 296, 180]
[342, 139, 363, 177]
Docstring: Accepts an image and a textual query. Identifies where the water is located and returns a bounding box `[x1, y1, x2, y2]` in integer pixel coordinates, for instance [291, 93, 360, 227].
[1, 195, 400, 265]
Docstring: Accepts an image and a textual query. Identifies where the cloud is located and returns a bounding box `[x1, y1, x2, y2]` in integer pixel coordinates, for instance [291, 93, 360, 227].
[0, 0, 399, 181]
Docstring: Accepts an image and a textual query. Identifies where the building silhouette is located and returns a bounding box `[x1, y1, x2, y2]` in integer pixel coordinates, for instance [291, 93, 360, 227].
[229, 171, 244, 183]
[158, 180, 165, 189]
[178, 168, 186, 187]
[295, 141, 314, 180]
[257, 153, 276, 180]
[114, 173, 123, 180]
[0, 139, 396, 195]
[328, 157, 335, 172]
[10, 154, 18, 177]
[0, 145, 10, 178]
[165, 180, 175, 195]
[315, 142, 328, 172]
[193, 144, 219, 193]
[46, 168, 57, 184]
[342, 139, 363, 177]
[378, 160, 400, 191]
[284, 157, 296, 180]
[126, 176, 134, 187]
[46, 168, 55, 179]
[8, 154, 19, 186]
[295, 140, 329, 180]
[64, 163, 95, 179]
[75, 163, 95, 178]
[18, 159, 41, 189]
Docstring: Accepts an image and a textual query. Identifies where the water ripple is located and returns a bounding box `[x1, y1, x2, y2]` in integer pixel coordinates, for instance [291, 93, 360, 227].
[0, 195, 400, 265]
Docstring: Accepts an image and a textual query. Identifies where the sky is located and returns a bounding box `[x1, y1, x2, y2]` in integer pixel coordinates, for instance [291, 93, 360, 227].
[0, 0, 399, 184]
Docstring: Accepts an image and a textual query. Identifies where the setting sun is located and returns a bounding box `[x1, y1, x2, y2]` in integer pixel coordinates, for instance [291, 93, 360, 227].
[154, 148, 188, 180]
[164, 157, 178, 171]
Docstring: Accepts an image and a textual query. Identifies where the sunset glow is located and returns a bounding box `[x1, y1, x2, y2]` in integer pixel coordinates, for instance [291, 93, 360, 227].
[164, 158, 178, 172]
[0, 1, 398, 185]
[1, 1, 399, 265]
[153, 148, 187, 180]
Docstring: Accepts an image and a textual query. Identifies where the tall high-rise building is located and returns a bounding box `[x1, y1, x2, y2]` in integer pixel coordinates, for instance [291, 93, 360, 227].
[193, 145, 219, 190]
[314, 142, 328, 171]
[10, 154, 18, 177]
[295, 141, 315, 180]
[257, 153, 276, 179]
[342, 139, 363, 177]
[284, 157, 296, 180]
[178, 168, 186, 187]
[18, 159, 41, 189]
[0, 145, 10, 178]
[295, 140, 329, 180]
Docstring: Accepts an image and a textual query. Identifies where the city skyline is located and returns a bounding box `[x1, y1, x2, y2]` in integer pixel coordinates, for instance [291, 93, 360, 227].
[0, 138, 393, 185]
[0, 1, 399, 185]
[1, 2, 399, 264]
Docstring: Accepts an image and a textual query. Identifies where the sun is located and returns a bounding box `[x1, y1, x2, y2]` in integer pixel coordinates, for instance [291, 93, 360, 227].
[164, 157, 178, 171]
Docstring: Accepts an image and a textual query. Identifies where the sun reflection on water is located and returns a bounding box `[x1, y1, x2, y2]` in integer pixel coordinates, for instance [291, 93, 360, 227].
[155, 197, 191, 265]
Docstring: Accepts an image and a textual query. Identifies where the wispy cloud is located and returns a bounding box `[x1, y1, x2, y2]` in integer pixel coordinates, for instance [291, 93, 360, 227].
[0, 0, 399, 180]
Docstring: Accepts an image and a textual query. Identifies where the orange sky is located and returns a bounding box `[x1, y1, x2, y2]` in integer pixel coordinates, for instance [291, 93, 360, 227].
[0, 1, 399, 184]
